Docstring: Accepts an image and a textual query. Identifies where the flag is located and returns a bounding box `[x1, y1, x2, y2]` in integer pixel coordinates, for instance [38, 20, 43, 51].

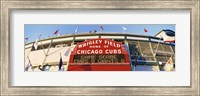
[25, 37, 28, 40]
[122, 26, 127, 31]
[100, 25, 104, 30]
[94, 30, 97, 33]
[54, 29, 59, 35]
[164, 57, 174, 71]
[25, 62, 32, 71]
[75, 27, 78, 34]
[58, 54, 63, 71]
[34, 38, 39, 50]
[144, 28, 148, 32]
[34, 33, 41, 50]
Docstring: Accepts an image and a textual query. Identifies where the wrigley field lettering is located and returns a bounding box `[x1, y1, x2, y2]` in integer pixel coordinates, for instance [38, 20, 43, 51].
[69, 39, 130, 66]
[78, 39, 121, 48]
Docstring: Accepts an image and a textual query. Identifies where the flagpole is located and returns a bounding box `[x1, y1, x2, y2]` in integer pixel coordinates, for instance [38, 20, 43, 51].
[100, 25, 103, 33]
[122, 26, 124, 33]
[122, 26, 127, 34]
[153, 35, 165, 71]
[144, 28, 148, 36]
[25, 39, 28, 44]
[41, 38, 53, 70]
[54, 29, 59, 37]
[24, 43, 34, 65]
[40, 40, 48, 56]
[154, 36, 163, 56]
[27, 56, 34, 71]
[75, 27, 78, 34]
[28, 33, 52, 71]
[34, 33, 41, 50]
[25, 34, 40, 68]
[36, 33, 47, 56]
[40, 29, 58, 70]
[144, 30, 147, 36]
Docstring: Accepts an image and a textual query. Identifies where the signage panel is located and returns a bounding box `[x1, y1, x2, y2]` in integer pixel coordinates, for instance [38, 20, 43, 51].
[68, 39, 131, 71]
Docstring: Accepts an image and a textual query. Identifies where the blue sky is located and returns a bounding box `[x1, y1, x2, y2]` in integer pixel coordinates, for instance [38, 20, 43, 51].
[24, 24, 175, 43]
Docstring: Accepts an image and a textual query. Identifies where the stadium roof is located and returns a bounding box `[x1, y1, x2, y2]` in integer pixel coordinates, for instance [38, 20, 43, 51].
[26, 32, 162, 45]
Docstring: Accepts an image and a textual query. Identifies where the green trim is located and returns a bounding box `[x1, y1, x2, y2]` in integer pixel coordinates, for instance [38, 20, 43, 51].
[131, 61, 158, 65]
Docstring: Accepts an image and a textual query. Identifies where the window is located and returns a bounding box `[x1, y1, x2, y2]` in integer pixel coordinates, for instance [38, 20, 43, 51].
[128, 41, 155, 61]
[151, 42, 175, 63]
[164, 30, 175, 37]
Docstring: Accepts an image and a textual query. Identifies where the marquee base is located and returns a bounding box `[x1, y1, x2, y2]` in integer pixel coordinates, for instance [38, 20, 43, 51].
[67, 65, 131, 71]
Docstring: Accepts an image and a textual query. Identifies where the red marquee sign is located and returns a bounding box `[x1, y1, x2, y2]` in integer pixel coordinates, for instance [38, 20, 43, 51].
[68, 39, 131, 71]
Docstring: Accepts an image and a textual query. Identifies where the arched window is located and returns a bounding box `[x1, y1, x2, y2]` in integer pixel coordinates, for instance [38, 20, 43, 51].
[164, 30, 175, 37]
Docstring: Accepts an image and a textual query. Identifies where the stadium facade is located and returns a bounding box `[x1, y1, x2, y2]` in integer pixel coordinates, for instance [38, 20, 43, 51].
[25, 32, 175, 71]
